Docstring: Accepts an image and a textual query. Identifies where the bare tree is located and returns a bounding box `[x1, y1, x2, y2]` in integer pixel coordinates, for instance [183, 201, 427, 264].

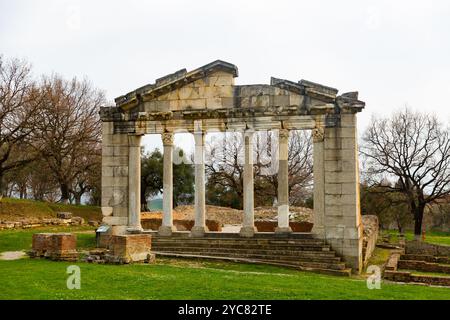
[205, 130, 313, 208]
[361, 108, 450, 238]
[0, 56, 40, 194]
[33, 74, 104, 203]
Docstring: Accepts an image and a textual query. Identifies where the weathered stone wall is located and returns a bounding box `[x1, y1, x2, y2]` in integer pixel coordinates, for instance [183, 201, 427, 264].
[101, 121, 129, 233]
[316, 113, 363, 272]
[142, 71, 234, 112]
[362, 215, 379, 267]
[406, 240, 450, 257]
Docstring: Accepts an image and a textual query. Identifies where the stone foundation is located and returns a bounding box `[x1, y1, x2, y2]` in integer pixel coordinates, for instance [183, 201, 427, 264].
[105, 234, 154, 264]
[30, 233, 78, 261]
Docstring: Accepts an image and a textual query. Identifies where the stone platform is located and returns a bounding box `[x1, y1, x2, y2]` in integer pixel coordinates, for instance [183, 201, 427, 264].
[147, 231, 352, 276]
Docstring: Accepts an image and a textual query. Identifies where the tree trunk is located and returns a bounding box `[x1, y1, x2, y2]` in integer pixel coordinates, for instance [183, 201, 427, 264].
[60, 183, 70, 204]
[74, 194, 82, 205]
[413, 203, 425, 240]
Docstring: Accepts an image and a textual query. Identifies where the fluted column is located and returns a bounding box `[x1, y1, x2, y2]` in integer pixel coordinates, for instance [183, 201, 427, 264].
[275, 129, 292, 234]
[191, 128, 208, 237]
[127, 135, 143, 232]
[159, 132, 176, 236]
[240, 130, 257, 237]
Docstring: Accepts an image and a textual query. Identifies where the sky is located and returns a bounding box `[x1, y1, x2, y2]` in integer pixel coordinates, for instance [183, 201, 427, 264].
[2, 0, 450, 154]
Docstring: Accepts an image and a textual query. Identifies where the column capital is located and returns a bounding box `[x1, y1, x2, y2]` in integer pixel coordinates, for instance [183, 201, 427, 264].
[243, 129, 255, 139]
[127, 134, 142, 147]
[279, 128, 289, 140]
[193, 131, 205, 146]
[312, 127, 324, 143]
[161, 132, 174, 146]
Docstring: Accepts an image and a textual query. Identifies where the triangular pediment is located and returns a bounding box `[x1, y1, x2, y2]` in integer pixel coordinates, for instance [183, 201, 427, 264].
[115, 60, 238, 110]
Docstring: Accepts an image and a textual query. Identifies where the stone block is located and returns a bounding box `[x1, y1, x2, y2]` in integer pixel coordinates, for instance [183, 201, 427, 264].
[56, 212, 72, 219]
[340, 114, 357, 127]
[289, 94, 303, 106]
[113, 146, 129, 156]
[103, 216, 128, 226]
[324, 127, 356, 139]
[221, 97, 234, 108]
[179, 98, 206, 109]
[31, 233, 78, 261]
[107, 234, 153, 264]
[272, 95, 290, 107]
[206, 97, 223, 109]
[250, 95, 270, 107]
[102, 146, 114, 157]
[325, 172, 356, 183]
[112, 134, 129, 145]
[102, 122, 114, 135]
[102, 156, 128, 166]
[324, 183, 341, 194]
[113, 166, 129, 177]
[102, 166, 114, 177]
[31, 233, 53, 257]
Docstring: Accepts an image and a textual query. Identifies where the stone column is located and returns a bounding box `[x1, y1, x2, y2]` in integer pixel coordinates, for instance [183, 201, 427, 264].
[191, 129, 208, 237]
[127, 135, 143, 232]
[322, 113, 363, 272]
[312, 127, 325, 238]
[240, 130, 257, 237]
[275, 129, 292, 234]
[159, 132, 176, 236]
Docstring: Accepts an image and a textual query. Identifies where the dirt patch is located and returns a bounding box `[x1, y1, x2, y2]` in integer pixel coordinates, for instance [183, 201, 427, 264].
[0, 251, 27, 260]
[141, 205, 313, 226]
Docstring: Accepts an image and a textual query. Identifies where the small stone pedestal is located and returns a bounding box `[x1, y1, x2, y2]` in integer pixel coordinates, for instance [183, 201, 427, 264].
[31, 233, 53, 257]
[106, 234, 155, 264]
[31, 233, 78, 261]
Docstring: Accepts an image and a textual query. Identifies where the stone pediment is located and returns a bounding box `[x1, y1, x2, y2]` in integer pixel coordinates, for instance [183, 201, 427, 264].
[115, 60, 238, 110]
[112, 60, 364, 114]
[101, 60, 365, 132]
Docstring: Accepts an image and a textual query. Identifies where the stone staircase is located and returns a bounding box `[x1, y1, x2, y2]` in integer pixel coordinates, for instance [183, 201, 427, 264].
[150, 233, 352, 276]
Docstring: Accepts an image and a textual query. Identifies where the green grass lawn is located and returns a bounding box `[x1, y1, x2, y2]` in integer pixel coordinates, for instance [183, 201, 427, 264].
[0, 197, 101, 221]
[1, 227, 450, 300]
[384, 230, 450, 246]
[0, 226, 96, 252]
[0, 257, 449, 300]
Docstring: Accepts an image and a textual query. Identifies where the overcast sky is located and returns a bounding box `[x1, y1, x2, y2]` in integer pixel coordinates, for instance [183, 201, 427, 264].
[2, 0, 450, 153]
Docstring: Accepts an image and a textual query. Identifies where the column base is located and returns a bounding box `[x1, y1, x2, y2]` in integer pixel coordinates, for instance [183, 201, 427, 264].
[126, 226, 143, 234]
[190, 226, 208, 237]
[240, 226, 257, 237]
[275, 226, 292, 234]
[158, 225, 176, 236]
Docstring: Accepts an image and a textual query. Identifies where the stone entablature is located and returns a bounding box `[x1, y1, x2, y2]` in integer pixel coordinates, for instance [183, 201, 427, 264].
[99, 60, 365, 272]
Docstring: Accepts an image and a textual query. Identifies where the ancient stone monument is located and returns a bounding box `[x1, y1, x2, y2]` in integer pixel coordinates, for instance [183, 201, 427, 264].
[99, 60, 365, 271]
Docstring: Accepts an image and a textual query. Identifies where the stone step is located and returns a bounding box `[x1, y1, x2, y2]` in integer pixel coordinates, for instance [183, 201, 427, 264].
[154, 247, 341, 263]
[152, 237, 325, 245]
[152, 241, 331, 251]
[153, 252, 352, 277]
[151, 245, 339, 261]
[147, 231, 315, 239]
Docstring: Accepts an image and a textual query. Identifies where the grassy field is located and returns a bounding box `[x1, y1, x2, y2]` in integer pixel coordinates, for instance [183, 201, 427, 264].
[0, 226, 96, 252]
[0, 197, 101, 221]
[1, 256, 449, 300]
[0, 226, 450, 300]
[384, 230, 450, 246]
